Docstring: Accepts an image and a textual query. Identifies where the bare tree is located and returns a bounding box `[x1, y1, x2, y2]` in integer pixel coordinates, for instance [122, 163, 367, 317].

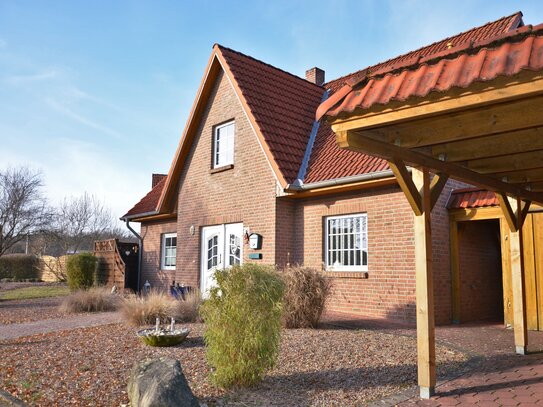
[0, 167, 51, 257]
[51, 192, 126, 255]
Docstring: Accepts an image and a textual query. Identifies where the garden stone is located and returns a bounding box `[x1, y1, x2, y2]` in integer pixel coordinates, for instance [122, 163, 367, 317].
[127, 357, 199, 407]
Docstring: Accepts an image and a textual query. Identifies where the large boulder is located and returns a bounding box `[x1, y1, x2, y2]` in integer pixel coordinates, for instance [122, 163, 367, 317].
[127, 357, 199, 407]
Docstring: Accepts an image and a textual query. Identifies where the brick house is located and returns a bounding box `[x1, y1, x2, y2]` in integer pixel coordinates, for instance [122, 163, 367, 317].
[123, 12, 539, 325]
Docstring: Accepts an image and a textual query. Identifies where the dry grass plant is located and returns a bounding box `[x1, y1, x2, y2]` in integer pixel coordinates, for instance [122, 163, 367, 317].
[121, 289, 174, 326]
[171, 290, 202, 322]
[282, 265, 331, 328]
[60, 287, 119, 313]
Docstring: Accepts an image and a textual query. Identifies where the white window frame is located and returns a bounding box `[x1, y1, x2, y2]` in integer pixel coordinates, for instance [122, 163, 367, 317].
[324, 213, 368, 272]
[213, 120, 235, 168]
[161, 232, 177, 270]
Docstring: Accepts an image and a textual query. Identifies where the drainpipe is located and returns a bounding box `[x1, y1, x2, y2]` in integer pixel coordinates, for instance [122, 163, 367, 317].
[125, 220, 143, 293]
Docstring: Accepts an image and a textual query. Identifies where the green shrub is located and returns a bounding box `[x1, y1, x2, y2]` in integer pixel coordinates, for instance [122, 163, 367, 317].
[66, 253, 97, 290]
[121, 290, 174, 326]
[0, 254, 40, 281]
[200, 264, 284, 388]
[60, 287, 119, 313]
[282, 266, 331, 328]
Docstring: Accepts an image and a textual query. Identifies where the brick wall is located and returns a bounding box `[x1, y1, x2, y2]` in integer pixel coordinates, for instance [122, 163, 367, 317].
[174, 69, 278, 289]
[290, 185, 417, 322]
[140, 219, 177, 290]
[459, 219, 503, 322]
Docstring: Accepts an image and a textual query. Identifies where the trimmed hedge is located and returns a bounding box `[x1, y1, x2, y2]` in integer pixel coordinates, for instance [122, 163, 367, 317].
[66, 253, 97, 290]
[0, 254, 40, 281]
[201, 264, 284, 388]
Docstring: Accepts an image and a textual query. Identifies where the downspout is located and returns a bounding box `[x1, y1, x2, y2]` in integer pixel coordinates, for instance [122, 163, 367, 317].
[125, 220, 143, 293]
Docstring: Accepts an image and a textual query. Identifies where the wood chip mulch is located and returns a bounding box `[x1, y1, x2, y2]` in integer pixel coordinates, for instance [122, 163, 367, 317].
[0, 322, 469, 406]
[0, 297, 72, 325]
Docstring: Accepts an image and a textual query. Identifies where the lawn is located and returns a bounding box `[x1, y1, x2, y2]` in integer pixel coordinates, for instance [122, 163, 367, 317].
[0, 322, 470, 406]
[0, 285, 70, 301]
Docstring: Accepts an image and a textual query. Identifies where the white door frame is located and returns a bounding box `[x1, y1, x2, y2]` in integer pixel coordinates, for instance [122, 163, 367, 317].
[200, 223, 243, 296]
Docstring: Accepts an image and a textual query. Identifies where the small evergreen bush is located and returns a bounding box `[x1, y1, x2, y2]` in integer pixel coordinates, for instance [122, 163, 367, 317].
[200, 264, 284, 388]
[0, 254, 40, 281]
[282, 266, 331, 328]
[66, 253, 97, 290]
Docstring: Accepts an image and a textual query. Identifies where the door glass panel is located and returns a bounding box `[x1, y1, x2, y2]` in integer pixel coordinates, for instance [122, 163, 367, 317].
[207, 235, 218, 270]
[228, 234, 241, 266]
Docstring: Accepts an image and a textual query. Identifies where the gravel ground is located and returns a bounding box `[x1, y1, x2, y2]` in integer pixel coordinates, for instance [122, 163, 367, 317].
[0, 297, 71, 325]
[0, 323, 469, 406]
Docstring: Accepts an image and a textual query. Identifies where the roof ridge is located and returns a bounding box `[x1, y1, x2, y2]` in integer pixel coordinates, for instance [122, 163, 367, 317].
[325, 11, 523, 88]
[214, 43, 324, 90]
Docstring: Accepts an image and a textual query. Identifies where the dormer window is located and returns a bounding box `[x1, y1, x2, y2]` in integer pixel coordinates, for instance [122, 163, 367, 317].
[213, 121, 235, 168]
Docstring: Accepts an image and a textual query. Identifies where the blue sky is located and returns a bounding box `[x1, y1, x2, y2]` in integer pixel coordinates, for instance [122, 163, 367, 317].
[1, 1, 542, 226]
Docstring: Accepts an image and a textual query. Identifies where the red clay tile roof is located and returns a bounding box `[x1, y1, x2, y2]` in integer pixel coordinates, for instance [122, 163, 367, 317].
[306, 12, 523, 182]
[218, 46, 325, 183]
[122, 177, 166, 219]
[320, 15, 543, 119]
[447, 188, 499, 209]
[124, 13, 525, 217]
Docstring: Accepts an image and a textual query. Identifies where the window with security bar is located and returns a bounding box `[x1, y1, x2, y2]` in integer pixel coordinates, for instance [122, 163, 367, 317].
[325, 213, 368, 271]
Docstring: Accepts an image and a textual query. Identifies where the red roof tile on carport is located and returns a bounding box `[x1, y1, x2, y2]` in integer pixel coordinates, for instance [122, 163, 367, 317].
[447, 188, 499, 209]
[319, 23, 543, 119]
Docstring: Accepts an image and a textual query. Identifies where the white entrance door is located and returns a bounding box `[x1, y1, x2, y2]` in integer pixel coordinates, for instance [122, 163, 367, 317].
[200, 223, 243, 295]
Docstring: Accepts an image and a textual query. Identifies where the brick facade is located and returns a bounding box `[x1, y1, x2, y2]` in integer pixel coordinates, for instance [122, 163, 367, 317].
[140, 219, 177, 289]
[137, 65, 492, 326]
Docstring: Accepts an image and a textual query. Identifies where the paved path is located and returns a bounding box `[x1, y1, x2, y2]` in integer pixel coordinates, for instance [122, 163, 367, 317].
[0, 312, 122, 340]
[323, 312, 543, 407]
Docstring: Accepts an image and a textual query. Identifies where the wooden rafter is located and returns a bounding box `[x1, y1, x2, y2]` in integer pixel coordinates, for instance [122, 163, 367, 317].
[430, 173, 449, 210]
[429, 126, 543, 163]
[344, 95, 543, 149]
[336, 130, 543, 204]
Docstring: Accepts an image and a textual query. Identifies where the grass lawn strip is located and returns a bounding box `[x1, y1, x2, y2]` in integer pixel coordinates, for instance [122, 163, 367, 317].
[0, 286, 70, 301]
[0, 323, 469, 406]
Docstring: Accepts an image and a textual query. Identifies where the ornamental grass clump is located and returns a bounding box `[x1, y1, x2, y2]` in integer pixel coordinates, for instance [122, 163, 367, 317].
[171, 290, 202, 323]
[60, 287, 119, 313]
[282, 266, 331, 328]
[200, 264, 284, 388]
[121, 290, 174, 326]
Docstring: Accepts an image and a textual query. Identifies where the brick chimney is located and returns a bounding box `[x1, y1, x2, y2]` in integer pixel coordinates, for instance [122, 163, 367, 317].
[305, 67, 325, 86]
[152, 173, 167, 188]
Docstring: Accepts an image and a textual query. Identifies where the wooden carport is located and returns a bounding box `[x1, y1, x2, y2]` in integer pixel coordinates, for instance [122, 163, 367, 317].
[317, 26, 543, 398]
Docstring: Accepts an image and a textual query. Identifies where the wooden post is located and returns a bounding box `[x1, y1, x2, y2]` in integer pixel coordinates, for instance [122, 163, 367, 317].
[450, 219, 461, 324]
[413, 167, 436, 398]
[511, 197, 528, 355]
[498, 194, 529, 354]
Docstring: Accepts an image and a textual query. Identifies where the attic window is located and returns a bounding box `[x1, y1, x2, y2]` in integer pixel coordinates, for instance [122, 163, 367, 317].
[213, 121, 235, 168]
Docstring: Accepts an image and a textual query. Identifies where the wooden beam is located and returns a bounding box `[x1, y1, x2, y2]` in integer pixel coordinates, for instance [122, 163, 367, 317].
[430, 173, 449, 210]
[430, 126, 543, 163]
[387, 159, 422, 216]
[413, 167, 436, 398]
[496, 168, 543, 184]
[331, 72, 543, 133]
[497, 193, 518, 232]
[336, 130, 543, 204]
[340, 95, 543, 149]
[466, 150, 543, 174]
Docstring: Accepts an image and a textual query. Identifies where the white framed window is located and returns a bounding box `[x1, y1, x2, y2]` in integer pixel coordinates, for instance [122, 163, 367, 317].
[213, 121, 235, 168]
[161, 232, 177, 270]
[325, 213, 368, 271]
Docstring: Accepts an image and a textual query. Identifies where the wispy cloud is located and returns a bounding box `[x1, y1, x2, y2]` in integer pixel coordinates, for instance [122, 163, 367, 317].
[4, 69, 58, 85]
[45, 98, 125, 140]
